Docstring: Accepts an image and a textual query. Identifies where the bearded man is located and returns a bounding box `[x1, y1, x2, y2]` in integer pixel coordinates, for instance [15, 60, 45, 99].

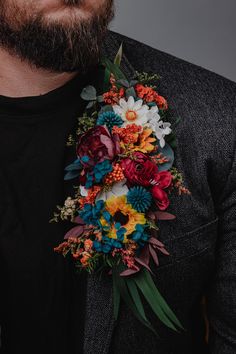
[0, 1, 235, 354]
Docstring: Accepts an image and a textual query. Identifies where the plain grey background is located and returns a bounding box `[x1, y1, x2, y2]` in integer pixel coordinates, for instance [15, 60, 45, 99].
[111, 0, 236, 82]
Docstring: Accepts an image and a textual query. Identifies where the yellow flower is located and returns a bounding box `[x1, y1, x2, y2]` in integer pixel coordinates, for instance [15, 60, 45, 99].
[100, 195, 146, 243]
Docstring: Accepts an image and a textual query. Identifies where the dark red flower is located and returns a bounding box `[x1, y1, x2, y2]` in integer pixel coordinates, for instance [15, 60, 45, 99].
[121, 152, 158, 187]
[77, 126, 120, 168]
[151, 186, 170, 210]
[151, 171, 173, 210]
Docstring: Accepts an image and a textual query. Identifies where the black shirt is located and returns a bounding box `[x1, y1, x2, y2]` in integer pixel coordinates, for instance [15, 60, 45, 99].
[0, 64, 103, 354]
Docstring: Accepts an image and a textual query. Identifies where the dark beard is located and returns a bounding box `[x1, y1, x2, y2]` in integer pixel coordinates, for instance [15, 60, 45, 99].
[0, 1, 114, 73]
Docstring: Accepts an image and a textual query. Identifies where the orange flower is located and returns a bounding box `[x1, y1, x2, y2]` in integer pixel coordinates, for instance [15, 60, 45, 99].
[80, 252, 92, 266]
[135, 84, 158, 102]
[132, 128, 156, 153]
[84, 239, 93, 251]
[155, 95, 168, 110]
[135, 84, 168, 110]
[112, 124, 142, 144]
[79, 186, 101, 208]
[103, 87, 125, 105]
[105, 163, 125, 184]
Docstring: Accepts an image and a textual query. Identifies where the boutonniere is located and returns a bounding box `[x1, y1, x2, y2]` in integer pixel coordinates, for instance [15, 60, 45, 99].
[51, 44, 191, 335]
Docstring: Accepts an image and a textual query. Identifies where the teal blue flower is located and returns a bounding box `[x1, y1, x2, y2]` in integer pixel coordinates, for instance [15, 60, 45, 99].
[85, 160, 112, 188]
[97, 111, 123, 132]
[79, 200, 105, 226]
[94, 160, 112, 183]
[93, 236, 122, 254]
[131, 224, 149, 246]
[127, 186, 152, 212]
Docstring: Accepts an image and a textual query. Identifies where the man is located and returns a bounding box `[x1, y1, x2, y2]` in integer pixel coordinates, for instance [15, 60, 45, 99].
[0, 1, 235, 353]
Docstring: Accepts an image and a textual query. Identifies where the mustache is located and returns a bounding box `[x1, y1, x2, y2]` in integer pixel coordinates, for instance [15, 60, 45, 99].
[63, 0, 85, 5]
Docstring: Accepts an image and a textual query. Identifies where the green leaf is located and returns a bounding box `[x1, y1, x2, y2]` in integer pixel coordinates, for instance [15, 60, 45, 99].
[126, 278, 150, 325]
[81, 85, 97, 101]
[135, 269, 184, 331]
[112, 271, 121, 321]
[103, 67, 111, 92]
[114, 43, 123, 67]
[101, 57, 127, 81]
[112, 267, 157, 335]
[157, 142, 175, 172]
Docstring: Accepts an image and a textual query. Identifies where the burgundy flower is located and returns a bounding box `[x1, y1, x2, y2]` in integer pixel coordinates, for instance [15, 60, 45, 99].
[77, 126, 120, 168]
[151, 171, 172, 210]
[121, 152, 158, 187]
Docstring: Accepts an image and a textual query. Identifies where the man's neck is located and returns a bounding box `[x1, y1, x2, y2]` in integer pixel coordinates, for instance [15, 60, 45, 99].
[0, 49, 78, 98]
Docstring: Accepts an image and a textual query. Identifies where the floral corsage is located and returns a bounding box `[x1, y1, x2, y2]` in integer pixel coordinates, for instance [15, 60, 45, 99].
[52, 45, 190, 335]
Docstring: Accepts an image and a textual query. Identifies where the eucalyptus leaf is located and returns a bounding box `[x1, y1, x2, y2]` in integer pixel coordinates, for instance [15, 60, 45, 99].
[130, 79, 139, 86]
[65, 159, 81, 172]
[97, 95, 104, 103]
[64, 170, 80, 181]
[98, 105, 113, 115]
[81, 85, 97, 101]
[126, 87, 137, 99]
[117, 79, 130, 88]
[156, 142, 175, 171]
[86, 101, 96, 109]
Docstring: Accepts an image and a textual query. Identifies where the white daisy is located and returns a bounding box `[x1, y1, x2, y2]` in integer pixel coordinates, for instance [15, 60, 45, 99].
[147, 107, 172, 148]
[96, 180, 129, 202]
[113, 96, 150, 127]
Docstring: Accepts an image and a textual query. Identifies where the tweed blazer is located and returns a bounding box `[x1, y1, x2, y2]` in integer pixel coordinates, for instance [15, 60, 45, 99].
[83, 30, 236, 354]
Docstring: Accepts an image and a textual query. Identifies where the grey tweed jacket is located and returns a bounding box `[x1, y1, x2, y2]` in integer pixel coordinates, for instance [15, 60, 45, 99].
[83, 30, 236, 354]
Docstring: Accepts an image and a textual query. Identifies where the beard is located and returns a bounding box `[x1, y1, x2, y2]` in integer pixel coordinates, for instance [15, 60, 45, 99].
[0, 0, 114, 73]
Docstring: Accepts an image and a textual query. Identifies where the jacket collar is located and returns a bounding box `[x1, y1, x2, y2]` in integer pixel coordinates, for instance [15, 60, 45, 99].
[83, 30, 136, 354]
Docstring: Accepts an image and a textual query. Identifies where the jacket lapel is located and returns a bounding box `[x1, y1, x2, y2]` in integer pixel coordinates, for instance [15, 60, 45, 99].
[83, 31, 136, 354]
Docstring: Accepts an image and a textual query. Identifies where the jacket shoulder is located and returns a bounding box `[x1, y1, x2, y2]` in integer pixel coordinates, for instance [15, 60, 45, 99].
[107, 31, 236, 194]
[108, 30, 236, 91]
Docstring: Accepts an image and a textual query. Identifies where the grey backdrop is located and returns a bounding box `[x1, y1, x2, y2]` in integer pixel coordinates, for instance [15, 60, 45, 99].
[111, 0, 236, 82]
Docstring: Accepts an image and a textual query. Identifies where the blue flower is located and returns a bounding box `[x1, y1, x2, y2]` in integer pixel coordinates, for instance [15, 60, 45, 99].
[85, 173, 94, 189]
[79, 200, 105, 226]
[131, 224, 150, 246]
[103, 236, 123, 249]
[97, 111, 123, 132]
[94, 160, 113, 183]
[127, 186, 152, 212]
[93, 236, 122, 254]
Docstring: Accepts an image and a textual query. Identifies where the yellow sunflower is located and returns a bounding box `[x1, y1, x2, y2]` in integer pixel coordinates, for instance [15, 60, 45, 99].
[100, 195, 146, 243]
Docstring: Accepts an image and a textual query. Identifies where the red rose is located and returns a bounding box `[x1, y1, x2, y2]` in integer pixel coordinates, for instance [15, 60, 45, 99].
[121, 152, 158, 187]
[77, 126, 120, 168]
[151, 171, 173, 210]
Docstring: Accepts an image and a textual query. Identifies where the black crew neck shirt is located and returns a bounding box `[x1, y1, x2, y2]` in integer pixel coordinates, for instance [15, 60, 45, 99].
[0, 64, 104, 354]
